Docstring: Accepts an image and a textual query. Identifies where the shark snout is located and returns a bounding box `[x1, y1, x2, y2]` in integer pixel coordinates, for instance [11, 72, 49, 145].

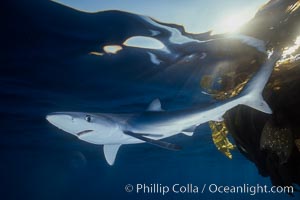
[46, 112, 73, 125]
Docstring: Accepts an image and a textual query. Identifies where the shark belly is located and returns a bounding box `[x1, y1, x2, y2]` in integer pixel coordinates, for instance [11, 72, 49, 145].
[77, 129, 143, 145]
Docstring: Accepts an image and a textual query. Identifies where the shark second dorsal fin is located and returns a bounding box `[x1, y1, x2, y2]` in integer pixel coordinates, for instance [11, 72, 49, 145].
[103, 144, 121, 166]
[147, 98, 163, 111]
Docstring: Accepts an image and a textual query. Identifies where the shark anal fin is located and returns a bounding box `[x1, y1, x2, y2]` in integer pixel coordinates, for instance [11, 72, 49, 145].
[182, 131, 194, 136]
[124, 131, 181, 151]
[182, 125, 197, 136]
[103, 144, 121, 166]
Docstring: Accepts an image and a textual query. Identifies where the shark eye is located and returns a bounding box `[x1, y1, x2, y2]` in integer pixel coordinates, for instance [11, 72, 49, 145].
[85, 115, 92, 122]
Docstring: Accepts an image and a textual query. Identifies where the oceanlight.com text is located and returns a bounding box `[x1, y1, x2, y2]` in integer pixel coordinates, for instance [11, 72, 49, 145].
[124, 183, 293, 196]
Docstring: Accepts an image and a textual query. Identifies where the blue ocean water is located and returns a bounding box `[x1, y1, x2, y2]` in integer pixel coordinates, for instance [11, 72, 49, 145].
[1, 1, 299, 200]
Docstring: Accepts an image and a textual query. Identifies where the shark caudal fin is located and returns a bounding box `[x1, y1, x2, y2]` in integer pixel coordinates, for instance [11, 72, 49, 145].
[239, 51, 282, 114]
[242, 94, 272, 114]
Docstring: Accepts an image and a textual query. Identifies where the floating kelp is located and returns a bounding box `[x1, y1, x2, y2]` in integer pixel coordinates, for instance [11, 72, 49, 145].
[223, 47, 300, 187]
[201, 0, 300, 188]
[209, 121, 235, 159]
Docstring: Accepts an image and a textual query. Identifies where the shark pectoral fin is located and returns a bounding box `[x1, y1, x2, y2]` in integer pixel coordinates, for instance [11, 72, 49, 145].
[141, 133, 164, 138]
[147, 98, 163, 111]
[103, 144, 121, 166]
[124, 131, 181, 151]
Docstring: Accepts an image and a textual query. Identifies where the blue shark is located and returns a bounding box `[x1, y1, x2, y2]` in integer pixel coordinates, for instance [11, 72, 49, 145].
[46, 52, 281, 165]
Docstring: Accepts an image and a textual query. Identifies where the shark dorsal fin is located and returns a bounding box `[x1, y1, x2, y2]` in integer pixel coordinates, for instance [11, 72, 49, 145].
[147, 98, 163, 111]
[103, 144, 121, 166]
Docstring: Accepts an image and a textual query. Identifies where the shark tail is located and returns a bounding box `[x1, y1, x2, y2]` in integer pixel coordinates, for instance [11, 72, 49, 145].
[242, 94, 272, 114]
[238, 51, 281, 114]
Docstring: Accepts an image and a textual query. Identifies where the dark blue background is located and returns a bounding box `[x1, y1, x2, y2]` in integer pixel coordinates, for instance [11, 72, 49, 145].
[1, 1, 298, 199]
